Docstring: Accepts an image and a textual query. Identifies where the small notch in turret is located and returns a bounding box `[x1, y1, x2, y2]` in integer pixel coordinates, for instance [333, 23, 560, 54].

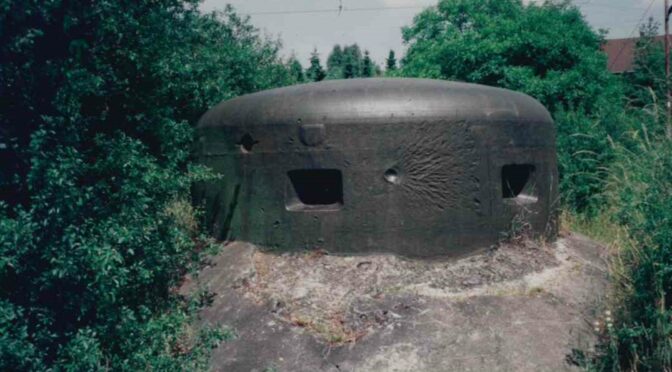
[238, 133, 258, 153]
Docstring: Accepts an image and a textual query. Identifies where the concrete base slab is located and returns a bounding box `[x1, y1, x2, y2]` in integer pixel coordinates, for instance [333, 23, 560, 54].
[182, 233, 608, 372]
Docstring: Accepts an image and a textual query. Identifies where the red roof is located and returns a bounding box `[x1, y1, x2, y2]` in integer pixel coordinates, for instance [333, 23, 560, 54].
[602, 35, 666, 73]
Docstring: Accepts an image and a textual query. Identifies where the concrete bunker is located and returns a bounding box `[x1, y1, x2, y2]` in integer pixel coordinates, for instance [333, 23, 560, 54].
[196, 78, 558, 257]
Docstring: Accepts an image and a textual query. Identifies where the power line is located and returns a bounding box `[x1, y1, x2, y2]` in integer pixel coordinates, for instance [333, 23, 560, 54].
[244, 5, 430, 16]
[608, 0, 657, 70]
[241, 1, 649, 17]
[583, 3, 651, 11]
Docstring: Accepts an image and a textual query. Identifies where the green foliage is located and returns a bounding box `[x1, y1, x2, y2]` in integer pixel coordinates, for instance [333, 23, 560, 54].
[386, 50, 398, 72]
[589, 116, 672, 371]
[362, 51, 375, 78]
[341, 44, 362, 78]
[306, 49, 327, 82]
[401, 0, 618, 112]
[399, 0, 624, 213]
[288, 56, 306, 83]
[554, 109, 613, 211]
[326, 44, 380, 79]
[568, 24, 672, 370]
[0, 1, 291, 369]
[624, 18, 667, 108]
[327, 45, 345, 76]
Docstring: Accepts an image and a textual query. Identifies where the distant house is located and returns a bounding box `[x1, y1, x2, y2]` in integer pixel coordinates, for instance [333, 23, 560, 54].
[602, 35, 666, 74]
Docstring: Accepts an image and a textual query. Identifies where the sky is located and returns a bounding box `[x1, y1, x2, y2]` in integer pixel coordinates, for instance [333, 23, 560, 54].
[199, 0, 669, 67]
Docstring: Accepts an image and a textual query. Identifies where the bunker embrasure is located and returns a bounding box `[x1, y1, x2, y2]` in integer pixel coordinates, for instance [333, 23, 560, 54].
[195, 78, 558, 257]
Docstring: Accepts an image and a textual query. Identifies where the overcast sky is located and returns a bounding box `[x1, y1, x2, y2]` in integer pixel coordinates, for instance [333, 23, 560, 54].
[200, 0, 669, 67]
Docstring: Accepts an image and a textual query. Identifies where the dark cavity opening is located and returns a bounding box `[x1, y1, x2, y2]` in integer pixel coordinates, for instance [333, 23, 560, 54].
[286, 169, 343, 212]
[238, 133, 257, 153]
[502, 164, 535, 198]
[384, 168, 401, 184]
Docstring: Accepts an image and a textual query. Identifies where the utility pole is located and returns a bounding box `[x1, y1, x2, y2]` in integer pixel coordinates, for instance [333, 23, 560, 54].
[666, 0, 672, 139]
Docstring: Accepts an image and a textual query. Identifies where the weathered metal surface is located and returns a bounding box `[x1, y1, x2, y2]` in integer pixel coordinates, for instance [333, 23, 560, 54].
[195, 78, 558, 257]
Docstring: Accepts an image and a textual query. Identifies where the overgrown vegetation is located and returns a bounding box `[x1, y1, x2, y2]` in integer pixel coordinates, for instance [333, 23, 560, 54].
[592, 115, 672, 371]
[586, 26, 672, 369]
[0, 1, 296, 369]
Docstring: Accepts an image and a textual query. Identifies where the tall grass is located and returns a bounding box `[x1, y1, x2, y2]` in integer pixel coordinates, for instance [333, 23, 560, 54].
[573, 100, 672, 371]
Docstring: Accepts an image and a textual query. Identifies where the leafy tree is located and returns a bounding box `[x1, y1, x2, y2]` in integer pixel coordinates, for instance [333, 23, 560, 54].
[0, 1, 292, 370]
[386, 50, 398, 72]
[401, 0, 619, 113]
[306, 49, 327, 82]
[400, 0, 624, 212]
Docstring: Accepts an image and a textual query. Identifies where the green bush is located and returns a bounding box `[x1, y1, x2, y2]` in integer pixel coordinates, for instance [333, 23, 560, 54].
[0, 1, 294, 369]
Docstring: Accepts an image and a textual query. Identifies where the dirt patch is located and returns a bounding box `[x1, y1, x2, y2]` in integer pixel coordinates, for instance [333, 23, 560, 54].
[233, 237, 559, 345]
[186, 233, 609, 371]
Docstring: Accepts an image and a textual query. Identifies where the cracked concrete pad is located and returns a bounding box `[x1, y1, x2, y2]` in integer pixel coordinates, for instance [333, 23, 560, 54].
[182, 233, 608, 372]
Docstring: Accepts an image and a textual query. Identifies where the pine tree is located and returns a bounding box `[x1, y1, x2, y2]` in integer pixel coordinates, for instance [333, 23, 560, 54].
[386, 50, 398, 71]
[342, 44, 363, 78]
[326, 44, 346, 79]
[288, 56, 305, 83]
[326, 44, 377, 79]
[327, 45, 344, 74]
[362, 50, 374, 77]
[306, 49, 326, 82]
